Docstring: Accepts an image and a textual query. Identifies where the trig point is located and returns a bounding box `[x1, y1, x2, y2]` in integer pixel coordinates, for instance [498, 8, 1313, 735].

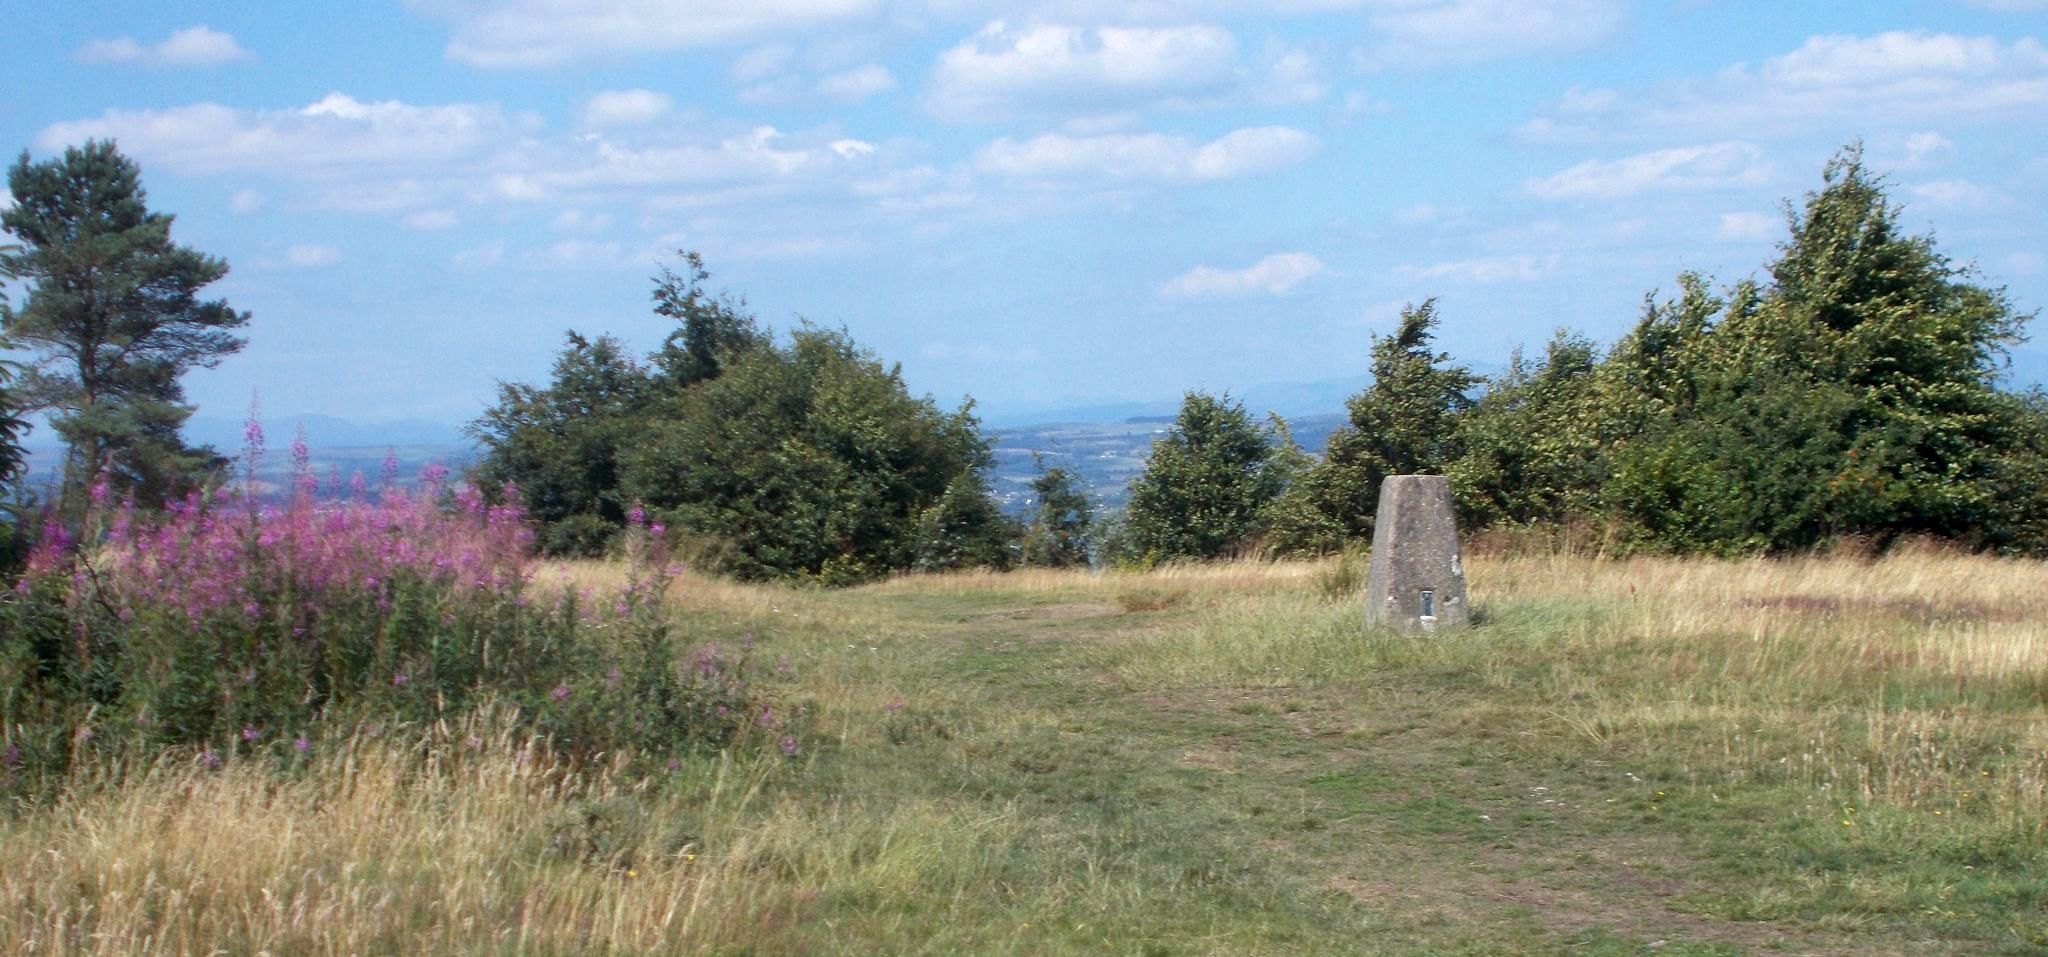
[1365, 475, 1469, 634]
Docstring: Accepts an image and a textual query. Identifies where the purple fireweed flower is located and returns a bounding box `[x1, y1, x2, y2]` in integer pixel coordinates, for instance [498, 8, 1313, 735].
[605, 669, 623, 687]
[758, 705, 778, 730]
[293, 736, 311, 755]
[649, 522, 666, 538]
[551, 684, 572, 703]
[89, 479, 111, 507]
[392, 672, 410, 688]
[627, 504, 647, 527]
[778, 736, 800, 757]
[241, 727, 261, 742]
[1, 744, 19, 768]
[200, 750, 221, 769]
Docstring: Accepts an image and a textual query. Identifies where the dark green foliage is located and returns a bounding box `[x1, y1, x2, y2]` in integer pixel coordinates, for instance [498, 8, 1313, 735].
[469, 332, 651, 554]
[1269, 301, 1478, 554]
[913, 474, 1017, 574]
[0, 141, 246, 517]
[623, 325, 1008, 584]
[1119, 391, 1287, 563]
[1600, 147, 2043, 554]
[0, 338, 28, 574]
[1447, 329, 1606, 528]
[649, 250, 768, 390]
[1021, 458, 1093, 567]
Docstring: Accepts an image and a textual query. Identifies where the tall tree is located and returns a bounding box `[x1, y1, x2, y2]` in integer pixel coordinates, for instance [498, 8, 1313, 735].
[623, 324, 1009, 584]
[1448, 329, 1605, 528]
[1601, 146, 2040, 553]
[1, 141, 247, 516]
[649, 250, 768, 391]
[468, 331, 653, 555]
[1269, 301, 1477, 553]
[1119, 391, 1286, 564]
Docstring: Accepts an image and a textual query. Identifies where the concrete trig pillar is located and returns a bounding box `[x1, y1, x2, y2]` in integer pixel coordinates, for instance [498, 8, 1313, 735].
[1365, 475, 1469, 634]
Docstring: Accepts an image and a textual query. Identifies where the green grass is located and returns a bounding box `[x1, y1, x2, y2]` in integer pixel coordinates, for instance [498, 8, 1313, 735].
[7, 555, 2048, 954]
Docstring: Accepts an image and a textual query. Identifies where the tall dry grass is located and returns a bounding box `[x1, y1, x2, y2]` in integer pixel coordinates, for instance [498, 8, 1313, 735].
[1104, 549, 2048, 824]
[0, 708, 1029, 956]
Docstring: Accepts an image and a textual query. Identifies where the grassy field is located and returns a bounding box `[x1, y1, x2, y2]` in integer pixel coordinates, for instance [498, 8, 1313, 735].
[5, 550, 2047, 954]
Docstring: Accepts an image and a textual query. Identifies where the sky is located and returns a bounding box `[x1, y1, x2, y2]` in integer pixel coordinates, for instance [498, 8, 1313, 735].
[3, 0, 2046, 433]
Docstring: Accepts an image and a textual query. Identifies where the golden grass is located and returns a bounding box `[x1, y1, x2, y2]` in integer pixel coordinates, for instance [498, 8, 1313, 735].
[8, 550, 2047, 952]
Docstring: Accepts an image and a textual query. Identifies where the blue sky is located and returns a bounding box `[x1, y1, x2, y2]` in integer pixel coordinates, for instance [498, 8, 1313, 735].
[4, 0, 2046, 431]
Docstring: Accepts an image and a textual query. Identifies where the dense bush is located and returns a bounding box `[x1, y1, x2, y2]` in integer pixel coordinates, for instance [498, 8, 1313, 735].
[623, 324, 1010, 584]
[474, 256, 1010, 583]
[1268, 146, 2048, 559]
[1116, 391, 1289, 564]
[0, 431, 798, 800]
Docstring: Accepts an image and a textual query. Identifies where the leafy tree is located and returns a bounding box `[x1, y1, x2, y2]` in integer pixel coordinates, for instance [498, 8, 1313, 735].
[623, 324, 1008, 584]
[1020, 456, 1092, 568]
[1601, 146, 2040, 554]
[1269, 301, 1477, 553]
[1, 141, 246, 518]
[468, 332, 653, 555]
[649, 250, 768, 390]
[1119, 391, 1286, 563]
[912, 474, 1016, 573]
[1448, 329, 1606, 528]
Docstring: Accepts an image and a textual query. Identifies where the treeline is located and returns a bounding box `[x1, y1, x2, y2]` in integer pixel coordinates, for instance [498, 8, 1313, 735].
[469, 146, 2048, 579]
[1118, 147, 2048, 563]
[5, 144, 2044, 583]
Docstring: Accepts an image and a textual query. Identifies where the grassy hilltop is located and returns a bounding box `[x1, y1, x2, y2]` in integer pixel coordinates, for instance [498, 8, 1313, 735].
[6, 550, 2045, 955]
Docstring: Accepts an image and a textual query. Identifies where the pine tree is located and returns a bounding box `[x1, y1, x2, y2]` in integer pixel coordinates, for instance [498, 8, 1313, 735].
[1, 141, 248, 516]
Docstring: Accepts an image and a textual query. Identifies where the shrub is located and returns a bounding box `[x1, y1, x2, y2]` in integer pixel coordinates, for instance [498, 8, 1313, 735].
[0, 439, 798, 800]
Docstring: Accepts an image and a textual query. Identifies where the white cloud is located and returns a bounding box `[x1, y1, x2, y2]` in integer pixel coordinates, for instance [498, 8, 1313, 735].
[77, 25, 251, 67]
[731, 44, 794, 82]
[1717, 211, 1777, 242]
[1359, 0, 1627, 68]
[582, 89, 673, 127]
[403, 210, 462, 230]
[926, 21, 1242, 120]
[1527, 142, 1772, 200]
[228, 188, 265, 214]
[1901, 131, 1957, 168]
[2004, 251, 2045, 275]
[453, 242, 506, 269]
[1911, 178, 2010, 210]
[1161, 252, 1325, 299]
[816, 64, 897, 102]
[1394, 202, 1462, 226]
[39, 94, 538, 177]
[286, 244, 341, 267]
[1189, 126, 1321, 179]
[976, 126, 1317, 182]
[1526, 32, 2048, 139]
[423, 0, 883, 67]
[37, 94, 885, 222]
[1397, 253, 1560, 284]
